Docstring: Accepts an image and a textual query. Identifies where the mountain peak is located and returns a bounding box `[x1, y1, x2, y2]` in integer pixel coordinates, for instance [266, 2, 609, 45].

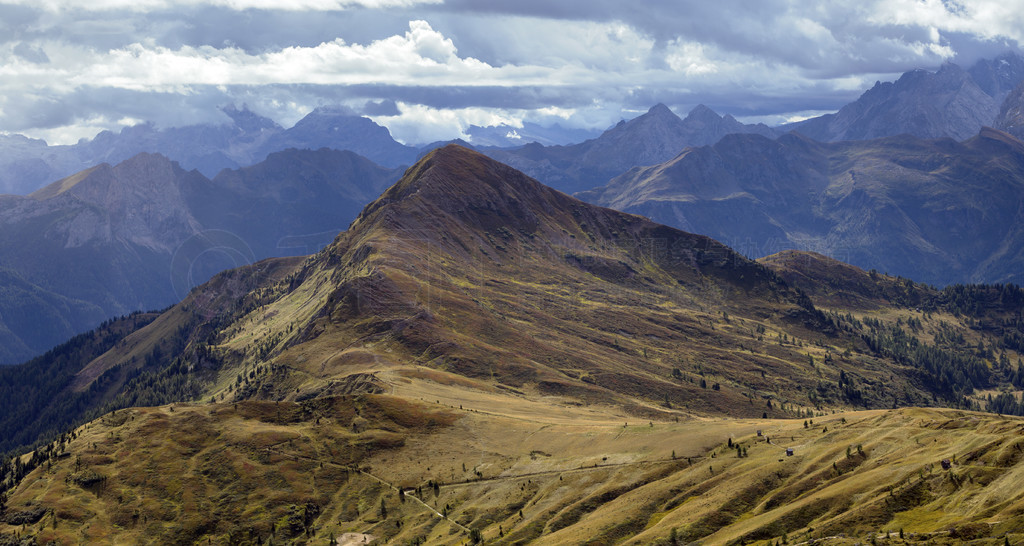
[684, 104, 722, 122]
[366, 144, 552, 219]
[647, 103, 675, 117]
[30, 152, 177, 200]
[220, 104, 280, 133]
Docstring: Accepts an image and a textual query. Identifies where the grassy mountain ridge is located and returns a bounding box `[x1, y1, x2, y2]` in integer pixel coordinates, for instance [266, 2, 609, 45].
[3, 146, 1024, 544]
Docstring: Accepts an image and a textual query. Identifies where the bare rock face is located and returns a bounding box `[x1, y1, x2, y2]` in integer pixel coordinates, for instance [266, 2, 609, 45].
[995, 80, 1024, 140]
[30, 153, 204, 252]
[258, 107, 418, 168]
[968, 51, 1024, 100]
[788, 63, 1000, 142]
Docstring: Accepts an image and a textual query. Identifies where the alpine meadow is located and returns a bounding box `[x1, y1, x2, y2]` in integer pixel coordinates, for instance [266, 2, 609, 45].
[3, 3, 1024, 545]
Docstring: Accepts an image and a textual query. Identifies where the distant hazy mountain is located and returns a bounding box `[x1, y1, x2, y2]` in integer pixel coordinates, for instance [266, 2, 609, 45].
[0, 134, 87, 196]
[80, 104, 282, 176]
[786, 63, 999, 141]
[256, 106, 419, 168]
[995, 80, 1024, 141]
[967, 51, 1024, 99]
[485, 103, 778, 193]
[0, 149, 401, 364]
[0, 106, 417, 196]
[579, 127, 1024, 286]
[787, 53, 1024, 142]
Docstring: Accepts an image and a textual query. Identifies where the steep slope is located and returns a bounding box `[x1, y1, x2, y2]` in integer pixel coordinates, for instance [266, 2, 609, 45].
[0, 150, 401, 364]
[580, 128, 1024, 286]
[994, 79, 1024, 141]
[968, 51, 1024, 100]
[3, 146, 1024, 544]
[787, 63, 1000, 142]
[203, 147, 403, 257]
[486, 104, 777, 193]
[0, 268, 107, 365]
[8, 145, 1018, 449]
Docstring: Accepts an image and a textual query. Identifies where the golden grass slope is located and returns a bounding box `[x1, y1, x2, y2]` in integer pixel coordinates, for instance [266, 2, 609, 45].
[7, 146, 1024, 544]
[5, 398, 1024, 544]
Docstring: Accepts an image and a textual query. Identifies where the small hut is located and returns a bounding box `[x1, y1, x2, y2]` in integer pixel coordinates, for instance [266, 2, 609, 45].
[786, 448, 794, 456]
[941, 459, 952, 470]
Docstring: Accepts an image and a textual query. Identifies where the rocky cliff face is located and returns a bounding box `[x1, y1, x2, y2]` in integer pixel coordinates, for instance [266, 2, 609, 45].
[995, 80, 1024, 140]
[257, 107, 419, 168]
[788, 63, 1000, 142]
[968, 51, 1024, 99]
[28, 153, 206, 252]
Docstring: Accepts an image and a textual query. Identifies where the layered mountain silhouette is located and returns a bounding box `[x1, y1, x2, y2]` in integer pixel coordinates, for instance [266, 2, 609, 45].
[3, 53, 1024, 199]
[0, 149, 401, 364]
[579, 127, 1024, 286]
[484, 103, 777, 193]
[3, 145, 1024, 544]
[0, 106, 415, 195]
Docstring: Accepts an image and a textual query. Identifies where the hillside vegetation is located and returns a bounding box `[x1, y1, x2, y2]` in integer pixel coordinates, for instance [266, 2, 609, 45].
[2, 146, 1024, 544]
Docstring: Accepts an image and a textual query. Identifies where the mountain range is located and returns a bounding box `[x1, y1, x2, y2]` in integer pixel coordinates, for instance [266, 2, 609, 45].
[579, 127, 1024, 286]
[4, 51, 1024, 546]
[2, 145, 1023, 544]
[4, 52, 1024, 202]
[0, 106, 416, 196]
[0, 149, 402, 365]
[786, 52, 1024, 142]
[483, 103, 778, 194]
[0, 101, 786, 365]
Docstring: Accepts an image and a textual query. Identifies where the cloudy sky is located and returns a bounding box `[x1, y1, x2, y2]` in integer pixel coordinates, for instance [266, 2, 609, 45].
[1, 0, 1022, 145]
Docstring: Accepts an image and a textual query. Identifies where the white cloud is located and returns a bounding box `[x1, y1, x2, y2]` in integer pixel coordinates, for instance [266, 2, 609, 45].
[5, 0, 440, 12]
[370, 102, 522, 144]
[27, 115, 126, 144]
[18, 20, 555, 92]
[1, 2, 1023, 145]
[666, 40, 718, 76]
[868, 0, 1024, 43]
